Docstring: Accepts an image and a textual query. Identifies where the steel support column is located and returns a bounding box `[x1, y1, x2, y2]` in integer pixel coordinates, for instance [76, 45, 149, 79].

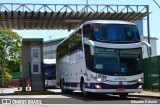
[147, 5, 150, 43]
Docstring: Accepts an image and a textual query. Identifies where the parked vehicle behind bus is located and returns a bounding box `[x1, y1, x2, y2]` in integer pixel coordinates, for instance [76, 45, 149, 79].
[56, 20, 151, 98]
[44, 59, 58, 88]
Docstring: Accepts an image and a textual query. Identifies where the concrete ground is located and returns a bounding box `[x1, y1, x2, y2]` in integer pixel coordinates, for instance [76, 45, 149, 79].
[131, 90, 160, 97]
[0, 88, 160, 107]
[1, 88, 160, 97]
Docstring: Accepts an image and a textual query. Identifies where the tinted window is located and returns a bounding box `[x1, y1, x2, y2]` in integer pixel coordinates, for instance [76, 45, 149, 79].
[45, 65, 56, 79]
[92, 24, 140, 42]
[83, 24, 91, 39]
[85, 47, 143, 76]
[70, 29, 82, 53]
[56, 29, 82, 60]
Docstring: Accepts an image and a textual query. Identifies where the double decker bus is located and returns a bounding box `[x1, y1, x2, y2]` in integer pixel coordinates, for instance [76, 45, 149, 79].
[56, 20, 151, 98]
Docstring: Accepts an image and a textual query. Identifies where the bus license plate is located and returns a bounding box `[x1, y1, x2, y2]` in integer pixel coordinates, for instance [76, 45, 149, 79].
[116, 88, 125, 91]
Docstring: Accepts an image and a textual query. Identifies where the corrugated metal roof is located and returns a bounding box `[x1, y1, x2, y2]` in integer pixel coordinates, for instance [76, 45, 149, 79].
[0, 3, 149, 30]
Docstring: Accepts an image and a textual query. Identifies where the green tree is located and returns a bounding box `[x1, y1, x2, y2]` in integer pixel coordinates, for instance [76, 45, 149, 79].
[0, 30, 22, 87]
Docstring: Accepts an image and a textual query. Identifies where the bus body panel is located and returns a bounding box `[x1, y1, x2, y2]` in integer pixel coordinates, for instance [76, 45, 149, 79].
[56, 51, 86, 90]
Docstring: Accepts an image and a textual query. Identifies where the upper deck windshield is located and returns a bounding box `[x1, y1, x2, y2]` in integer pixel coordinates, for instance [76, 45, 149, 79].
[92, 23, 140, 42]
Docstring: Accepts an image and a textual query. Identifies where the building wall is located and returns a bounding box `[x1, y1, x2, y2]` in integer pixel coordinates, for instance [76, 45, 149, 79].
[141, 36, 157, 58]
[136, 20, 157, 58]
[43, 38, 64, 59]
[136, 20, 143, 36]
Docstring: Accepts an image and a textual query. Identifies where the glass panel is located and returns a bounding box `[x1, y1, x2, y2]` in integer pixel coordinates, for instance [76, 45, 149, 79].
[33, 49, 38, 59]
[33, 64, 39, 72]
[92, 24, 140, 42]
[45, 65, 56, 79]
[94, 48, 119, 73]
[86, 47, 142, 75]
[120, 49, 142, 73]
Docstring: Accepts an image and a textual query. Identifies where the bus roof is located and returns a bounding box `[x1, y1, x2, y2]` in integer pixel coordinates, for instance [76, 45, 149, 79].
[44, 59, 56, 64]
[84, 20, 135, 25]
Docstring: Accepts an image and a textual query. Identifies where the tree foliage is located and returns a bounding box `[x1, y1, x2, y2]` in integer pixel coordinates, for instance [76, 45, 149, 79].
[0, 30, 22, 87]
[0, 70, 12, 87]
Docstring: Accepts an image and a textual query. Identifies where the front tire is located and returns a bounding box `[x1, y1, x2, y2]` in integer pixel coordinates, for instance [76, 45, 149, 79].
[61, 79, 66, 94]
[81, 79, 89, 97]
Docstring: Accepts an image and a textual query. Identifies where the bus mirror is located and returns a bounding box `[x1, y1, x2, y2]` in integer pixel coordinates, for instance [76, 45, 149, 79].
[87, 40, 94, 55]
[141, 41, 152, 57]
[90, 45, 94, 55]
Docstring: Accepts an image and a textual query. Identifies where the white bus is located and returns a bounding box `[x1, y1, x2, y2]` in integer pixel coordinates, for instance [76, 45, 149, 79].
[56, 20, 151, 98]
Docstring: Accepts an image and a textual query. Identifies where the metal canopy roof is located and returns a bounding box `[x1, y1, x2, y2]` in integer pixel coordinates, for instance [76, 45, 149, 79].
[0, 3, 149, 30]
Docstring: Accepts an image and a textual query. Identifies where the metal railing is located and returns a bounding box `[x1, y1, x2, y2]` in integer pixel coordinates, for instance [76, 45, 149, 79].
[0, 3, 148, 13]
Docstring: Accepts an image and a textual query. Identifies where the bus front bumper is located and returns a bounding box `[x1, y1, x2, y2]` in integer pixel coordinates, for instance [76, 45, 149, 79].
[85, 88, 143, 93]
[84, 82, 143, 93]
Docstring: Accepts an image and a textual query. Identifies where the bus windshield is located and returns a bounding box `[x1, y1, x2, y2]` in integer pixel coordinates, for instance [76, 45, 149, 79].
[92, 24, 140, 42]
[93, 47, 142, 75]
[44, 65, 56, 80]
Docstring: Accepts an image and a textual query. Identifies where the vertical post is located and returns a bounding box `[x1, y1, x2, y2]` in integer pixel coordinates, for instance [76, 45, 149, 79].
[33, 4, 35, 11]
[22, 79, 26, 92]
[51, 45, 52, 59]
[86, 0, 88, 12]
[41, 62, 45, 91]
[157, 56, 160, 92]
[49, 36, 52, 59]
[146, 5, 150, 44]
[86, 0, 88, 4]
[76, 5, 78, 12]
[146, 5, 151, 90]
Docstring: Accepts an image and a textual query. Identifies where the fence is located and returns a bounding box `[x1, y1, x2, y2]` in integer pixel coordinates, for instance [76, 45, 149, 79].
[143, 56, 160, 91]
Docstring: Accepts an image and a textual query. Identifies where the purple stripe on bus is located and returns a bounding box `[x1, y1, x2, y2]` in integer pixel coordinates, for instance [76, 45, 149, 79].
[64, 82, 142, 89]
[85, 83, 142, 89]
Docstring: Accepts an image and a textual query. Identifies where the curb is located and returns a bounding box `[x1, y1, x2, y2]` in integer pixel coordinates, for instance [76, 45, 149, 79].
[129, 94, 160, 99]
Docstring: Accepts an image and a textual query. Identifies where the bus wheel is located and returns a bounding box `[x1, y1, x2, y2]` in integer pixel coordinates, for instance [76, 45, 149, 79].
[61, 79, 66, 94]
[119, 93, 128, 99]
[81, 79, 88, 97]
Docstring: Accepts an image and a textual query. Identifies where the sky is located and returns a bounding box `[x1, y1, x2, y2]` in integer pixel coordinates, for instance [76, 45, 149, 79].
[0, 0, 160, 55]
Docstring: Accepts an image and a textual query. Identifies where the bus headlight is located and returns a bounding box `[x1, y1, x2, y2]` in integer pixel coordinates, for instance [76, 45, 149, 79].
[137, 78, 143, 82]
[95, 77, 106, 82]
[138, 85, 142, 89]
[95, 84, 101, 89]
[97, 78, 102, 82]
[91, 75, 106, 82]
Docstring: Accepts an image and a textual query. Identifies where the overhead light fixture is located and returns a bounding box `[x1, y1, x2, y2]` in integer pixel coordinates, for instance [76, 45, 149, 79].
[65, 19, 81, 23]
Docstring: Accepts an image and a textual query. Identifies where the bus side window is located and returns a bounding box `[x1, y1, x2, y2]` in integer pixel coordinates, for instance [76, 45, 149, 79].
[83, 24, 91, 38]
[70, 29, 82, 53]
[76, 29, 82, 51]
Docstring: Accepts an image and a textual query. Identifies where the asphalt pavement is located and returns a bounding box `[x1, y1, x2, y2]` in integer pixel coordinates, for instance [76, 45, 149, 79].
[0, 88, 160, 107]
